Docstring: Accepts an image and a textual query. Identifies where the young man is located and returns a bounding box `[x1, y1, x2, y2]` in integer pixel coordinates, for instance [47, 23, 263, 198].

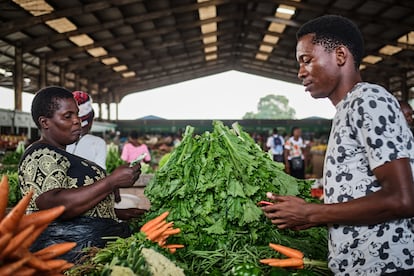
[262, 15, 414, 275]
[266, 128, 285, 163]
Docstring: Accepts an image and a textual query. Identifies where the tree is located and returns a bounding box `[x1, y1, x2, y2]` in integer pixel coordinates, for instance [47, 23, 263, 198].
[243, 94, 296, 119]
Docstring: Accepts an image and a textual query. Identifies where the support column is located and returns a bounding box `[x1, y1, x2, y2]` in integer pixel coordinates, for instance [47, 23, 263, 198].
[401, 70, 408, 102]
[59, 66, 66, 87]
[39, 54, 47, 88]
[106, 93, 111, 121]
[74, 73, 80, 91]
[14, 46, 23, 111]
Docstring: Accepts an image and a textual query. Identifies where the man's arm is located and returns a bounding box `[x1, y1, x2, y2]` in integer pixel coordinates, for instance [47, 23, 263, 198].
[263, 158, 414, 229]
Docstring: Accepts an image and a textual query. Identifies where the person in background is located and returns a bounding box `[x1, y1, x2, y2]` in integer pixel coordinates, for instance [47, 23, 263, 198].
[18, 86, 146, 263]
[262, 15, 414, 275]
[66, 91, 107, 170]
[266, 128, 285, 163]
[283, 126, 306, 179]
[121, 130, 151, 164]
[399, 101, 414, 130]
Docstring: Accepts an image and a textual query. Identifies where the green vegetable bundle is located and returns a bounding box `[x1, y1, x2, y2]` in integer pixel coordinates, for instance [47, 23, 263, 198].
[144, 121, 328, 275]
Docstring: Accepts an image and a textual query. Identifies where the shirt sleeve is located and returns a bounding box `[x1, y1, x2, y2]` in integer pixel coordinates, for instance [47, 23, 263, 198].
[95, 138, 107, 170]
[120, 143, 130, 162]
[350, 86, 411, 170]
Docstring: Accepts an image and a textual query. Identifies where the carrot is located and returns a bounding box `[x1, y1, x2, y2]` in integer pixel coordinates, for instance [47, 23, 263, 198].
[142, 220, 168, 235]
[169, 248, 176, 254]
[0, 232, 13, 255]
[34, 242, 77, 260]
[146, 221, 174, 241]
[0, 190, 33, 235]
[162, 228, 181, 236]
[164, 244, 185, 249]
[18, 205, 65, 232]
[269, 243, 304, 259]
[268, 258, 304, 268]
[0, 224, 35, 259]
[140, 211, 169, 232]
[257, 200, 273, 206]
[43, 259, 70, 271]
[13, 266, 36, 276]
[20, 223, 48, 249]
[259, 258, 280, 264]
[25, 254, 51, 271]
[0, 174, 9, 220]
[0, 255, 31, 276]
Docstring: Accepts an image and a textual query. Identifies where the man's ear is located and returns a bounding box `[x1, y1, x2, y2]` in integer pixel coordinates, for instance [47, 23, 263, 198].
[38, 116, 49, 129]
[335, 46, 348, 67]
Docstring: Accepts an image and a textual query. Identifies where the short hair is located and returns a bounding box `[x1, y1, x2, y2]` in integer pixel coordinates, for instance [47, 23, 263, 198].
[296, 15, 364, 69]
[31, 86, 74, 129]
[130, 130, 139, 139]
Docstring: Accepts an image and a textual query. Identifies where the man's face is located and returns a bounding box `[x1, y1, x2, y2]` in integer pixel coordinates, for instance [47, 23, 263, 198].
[296, 34, 340, 100]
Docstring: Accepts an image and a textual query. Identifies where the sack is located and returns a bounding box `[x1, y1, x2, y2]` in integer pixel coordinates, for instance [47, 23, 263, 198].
[291, 157, 303, 170]
[30, 216, 131, 263]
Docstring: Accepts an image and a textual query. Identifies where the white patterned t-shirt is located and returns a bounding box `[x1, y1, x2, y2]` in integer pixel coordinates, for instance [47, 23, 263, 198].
[324, 82, 414, 275]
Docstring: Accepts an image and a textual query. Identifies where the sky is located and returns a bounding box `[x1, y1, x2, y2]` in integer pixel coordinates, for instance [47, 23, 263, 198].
[0, 70, 336, 120]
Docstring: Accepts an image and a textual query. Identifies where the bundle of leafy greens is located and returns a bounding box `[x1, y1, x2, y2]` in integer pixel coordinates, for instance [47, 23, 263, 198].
[143, 121, 328, 275]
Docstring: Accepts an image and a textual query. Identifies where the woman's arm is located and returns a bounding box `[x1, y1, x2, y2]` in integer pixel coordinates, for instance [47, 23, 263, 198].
[36, 163, 141, 219]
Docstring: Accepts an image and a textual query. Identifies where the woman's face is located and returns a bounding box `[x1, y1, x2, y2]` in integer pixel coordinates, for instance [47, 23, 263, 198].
[41, 97, 82, 148]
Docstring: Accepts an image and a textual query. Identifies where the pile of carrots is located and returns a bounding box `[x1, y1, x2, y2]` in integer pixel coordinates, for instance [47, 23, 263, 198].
[140, 211, 185, 253]
[0, 175, 76, 276]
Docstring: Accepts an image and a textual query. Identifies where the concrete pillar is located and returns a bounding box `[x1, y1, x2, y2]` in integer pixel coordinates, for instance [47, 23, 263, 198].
[39, 54, 47, 88]
[14, 46, 23, 111]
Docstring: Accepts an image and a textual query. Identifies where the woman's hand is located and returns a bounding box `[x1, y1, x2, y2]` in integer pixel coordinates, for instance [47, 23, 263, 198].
[108, 163, 141, 190]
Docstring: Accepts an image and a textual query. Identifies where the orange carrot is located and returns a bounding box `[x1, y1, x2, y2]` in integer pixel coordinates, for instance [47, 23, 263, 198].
[18, 205, 65, 232]
[259, 258, 280, 264]
[20, 223, 48, 249]
[164, 244, 185, 249]
[34, 242, 77, 260]
[0, 232, 13, 255]
[140, 211, 169, 232]
[142, 220, 168, 235]
[146, 221, 174, 241]
[0, 255, 31, 276]
[0, 224, 35, 258]
[0, 190, 33, 235]
[162, 228, 181, 236]
[0, 174, 9, 220]
[13, 266, 37, 276]
[25, 254, 51, 271]
[269, 243, 304, 259]
[268, 258, 304, 268]
[169, 248, 176, 254]
[43, 259, 70, 271]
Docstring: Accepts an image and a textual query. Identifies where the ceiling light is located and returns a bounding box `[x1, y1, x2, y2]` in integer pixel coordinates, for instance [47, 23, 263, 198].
[205, 53, 217, 61]
[45, 18, 77, 33]
[379, 45, 402, 55]
[263, 35, 279, 44]
[87, 47, 108, 57]
[203, 36, 217, 44]
[255, 53, 269, 61]
[69, 34, 94, 47]
[122, 71, 136, 78]
[201, 23, 217, 34]
[113, 65, 128, 72]
[398, 31, 414, 45]
[101, 57, 119, 65]
[362, 55, 383, 64]
[12, 0, 53, 16]
[276, 5, 295, 19]
[359, 64, 366, 70]
[204, 46, 217, 53]
[198, 5, 216, 20]
[259, 45, 273, 53]
[268, 22, 286, 33]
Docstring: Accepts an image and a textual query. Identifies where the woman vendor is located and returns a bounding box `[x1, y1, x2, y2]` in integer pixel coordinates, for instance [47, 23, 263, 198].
[18, 86, 146, 262]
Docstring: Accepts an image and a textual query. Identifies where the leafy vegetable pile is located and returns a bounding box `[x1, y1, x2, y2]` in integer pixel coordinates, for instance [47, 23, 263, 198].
[143, 121, 328, 275]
